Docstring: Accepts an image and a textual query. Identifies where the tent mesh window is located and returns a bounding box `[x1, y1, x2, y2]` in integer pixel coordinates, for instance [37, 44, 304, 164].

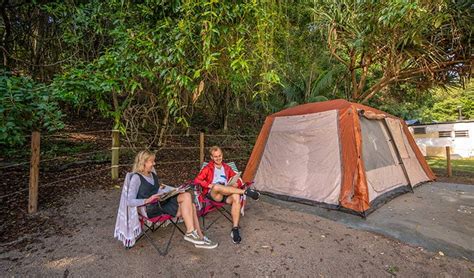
[439, 131, 452, 138]
[454, 130, 469, 137]
[359, 117, 397, 171]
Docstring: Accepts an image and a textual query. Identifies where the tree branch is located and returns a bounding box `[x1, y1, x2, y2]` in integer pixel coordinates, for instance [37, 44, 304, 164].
[359, 59, 471, 103]
[327, 24, 349, 67]
[349, 49, 358, 99]
[355, 53, 370, 98]
[0, 46, 79, 67]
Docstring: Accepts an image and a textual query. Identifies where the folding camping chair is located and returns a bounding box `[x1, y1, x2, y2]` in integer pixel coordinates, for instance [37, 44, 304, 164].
[199, 195, 233, 230]
[195, 162, 251, 230]
[115, 172, 190, 256]
[134, 204, 185, 256]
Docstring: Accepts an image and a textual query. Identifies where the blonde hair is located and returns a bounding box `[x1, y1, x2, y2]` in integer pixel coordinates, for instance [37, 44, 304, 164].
[132, 150, 155, 173]
[209, 145, 222, 155]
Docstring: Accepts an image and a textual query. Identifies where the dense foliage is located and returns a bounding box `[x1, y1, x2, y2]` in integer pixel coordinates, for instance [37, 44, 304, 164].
[0, 71, 63, 147]
[0, 0, 472, 150]
[312, 0, 472, 102]
[420, 82, 474, 122]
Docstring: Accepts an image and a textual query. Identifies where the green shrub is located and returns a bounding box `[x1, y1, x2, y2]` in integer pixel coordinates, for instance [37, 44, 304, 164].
[0, 71, 64, 149]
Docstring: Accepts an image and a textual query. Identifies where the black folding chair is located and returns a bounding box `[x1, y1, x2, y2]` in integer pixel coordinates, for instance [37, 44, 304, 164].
[134, 206, 185, 256]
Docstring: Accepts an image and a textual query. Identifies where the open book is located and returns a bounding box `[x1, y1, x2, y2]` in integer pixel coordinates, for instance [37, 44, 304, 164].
[226, 172, 241, 187]
[158, 184, 191, 202]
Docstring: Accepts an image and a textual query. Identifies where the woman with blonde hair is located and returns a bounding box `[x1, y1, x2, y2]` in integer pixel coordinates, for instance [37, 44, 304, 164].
[127, 150, 217, 249]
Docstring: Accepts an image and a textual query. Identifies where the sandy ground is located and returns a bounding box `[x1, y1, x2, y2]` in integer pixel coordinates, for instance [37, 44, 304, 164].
[273, 182, 474, 261]
[1, 186, 473, 277]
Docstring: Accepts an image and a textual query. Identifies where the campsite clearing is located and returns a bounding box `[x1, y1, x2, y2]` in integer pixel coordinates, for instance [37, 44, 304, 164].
[1, 181, 472, 277]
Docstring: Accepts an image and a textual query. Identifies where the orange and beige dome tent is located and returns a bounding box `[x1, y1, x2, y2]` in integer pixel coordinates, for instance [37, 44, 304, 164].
[243, 99, 435, 216]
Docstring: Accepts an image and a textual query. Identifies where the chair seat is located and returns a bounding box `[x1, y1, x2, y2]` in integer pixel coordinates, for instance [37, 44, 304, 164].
[200, 199, 227, 216]
[141, 214, 173, 223]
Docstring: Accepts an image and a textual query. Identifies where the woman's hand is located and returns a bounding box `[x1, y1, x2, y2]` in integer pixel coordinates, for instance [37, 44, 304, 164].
[145, 194, 161, 204]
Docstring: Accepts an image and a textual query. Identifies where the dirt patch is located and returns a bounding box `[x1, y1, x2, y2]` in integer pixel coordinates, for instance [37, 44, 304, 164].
[435, 175, 474, 185]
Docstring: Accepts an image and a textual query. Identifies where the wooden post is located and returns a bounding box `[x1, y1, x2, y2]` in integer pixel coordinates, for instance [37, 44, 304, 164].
[446, 146, 452, 177]
[111, 130, 120, 179]
[28, 131, 40, 214]
[199, 132, 205, 166]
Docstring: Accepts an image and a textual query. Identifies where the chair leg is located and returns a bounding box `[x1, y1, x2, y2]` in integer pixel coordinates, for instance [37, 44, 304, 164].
[217, 206, 233, 223]
[170, 219, 185, 235]
[143, 223, 177, 256]
[135, 219, 181, 256]
[203, 215, 221, 231]
[136, 222, 153, 242]
[203, 208, 232, 230]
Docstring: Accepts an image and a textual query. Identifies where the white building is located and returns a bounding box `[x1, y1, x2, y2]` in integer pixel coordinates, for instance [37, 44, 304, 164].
[408, 120, 474, 158]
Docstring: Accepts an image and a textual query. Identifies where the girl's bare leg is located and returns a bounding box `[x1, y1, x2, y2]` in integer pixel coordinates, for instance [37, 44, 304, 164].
[190, 204, 205, 238]
[177, 192, 195, 233]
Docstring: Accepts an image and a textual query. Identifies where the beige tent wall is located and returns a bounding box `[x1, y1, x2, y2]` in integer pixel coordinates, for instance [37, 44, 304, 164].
[254, 110, 342, 205]
[385, 118, 430, 186]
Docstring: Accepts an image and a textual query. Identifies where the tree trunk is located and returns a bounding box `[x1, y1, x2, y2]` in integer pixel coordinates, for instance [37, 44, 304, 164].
[306, 68, 313, 102]
[31, 6, 39, 79]
[222, 88, 230, 131]
[158, 108, 169, 146]
[0, 0, 11, 67]
[112, 91, 120, 129]
[223, 114, 228, 131]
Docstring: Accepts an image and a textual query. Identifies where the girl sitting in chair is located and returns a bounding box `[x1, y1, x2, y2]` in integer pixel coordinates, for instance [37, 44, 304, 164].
[127, 150, 218, 249]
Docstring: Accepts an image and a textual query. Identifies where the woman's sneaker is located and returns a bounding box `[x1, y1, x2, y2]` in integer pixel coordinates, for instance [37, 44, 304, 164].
[184, 230, 205, 245]
[244, 188, 260, 200]
[231, 227, 241, 244]
[194, 236, 218, 249]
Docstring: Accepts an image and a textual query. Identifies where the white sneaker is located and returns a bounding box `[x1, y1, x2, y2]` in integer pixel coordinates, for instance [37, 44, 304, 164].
[183, 230, 205, 245]
[194, 236, 218, 249]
